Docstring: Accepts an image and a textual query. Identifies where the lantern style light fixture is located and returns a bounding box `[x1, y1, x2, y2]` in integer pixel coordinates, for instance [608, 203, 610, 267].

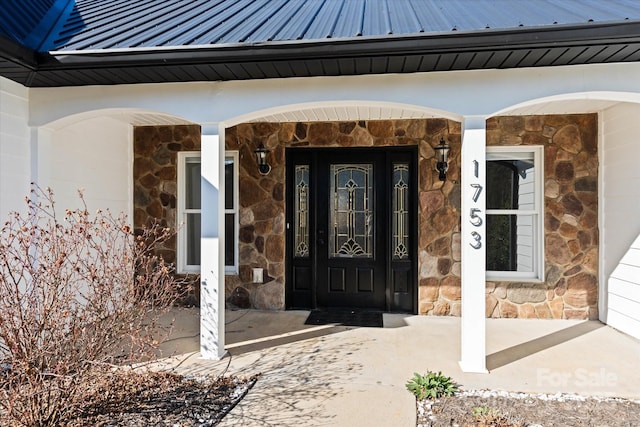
[434, 137, 450, 181]
[254, 142, 271, 175]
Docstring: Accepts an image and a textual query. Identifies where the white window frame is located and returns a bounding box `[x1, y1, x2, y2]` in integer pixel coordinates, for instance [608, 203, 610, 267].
[177, 151, 239, 275]
[224, 151, 239, 275]
[177, 151, 202, 274]
[486, 146, 545, 282]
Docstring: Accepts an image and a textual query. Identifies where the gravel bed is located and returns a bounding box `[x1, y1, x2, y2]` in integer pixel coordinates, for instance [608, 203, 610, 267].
[417, 389, 640, 427]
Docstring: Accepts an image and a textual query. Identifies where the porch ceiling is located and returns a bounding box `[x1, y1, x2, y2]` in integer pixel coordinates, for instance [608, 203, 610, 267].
[238, 98, 623, 125]
[44, 110, 195, 131]
[126, 112, 196, 126]
[243, 103, 455, 124]
[501, 99, 621, 116]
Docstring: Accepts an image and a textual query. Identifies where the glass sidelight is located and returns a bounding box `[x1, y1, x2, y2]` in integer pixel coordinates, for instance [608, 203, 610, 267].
[294, 165, 310, 258]
[392, 163, 409, 260]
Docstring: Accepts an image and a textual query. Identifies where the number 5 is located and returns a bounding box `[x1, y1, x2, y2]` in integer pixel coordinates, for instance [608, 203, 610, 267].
[470, 208, 482, 227]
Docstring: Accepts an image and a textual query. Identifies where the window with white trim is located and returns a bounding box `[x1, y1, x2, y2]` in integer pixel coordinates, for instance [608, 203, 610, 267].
[224, 152, 239, 274]
[486, 146, 544, 282]
[177, 151, 238, 274]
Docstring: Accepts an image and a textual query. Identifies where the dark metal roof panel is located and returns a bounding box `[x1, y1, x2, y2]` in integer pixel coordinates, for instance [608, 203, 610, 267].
[0, 0, 66, 50]
[3, 1, 640, 88]
[30, 0, 640, 52]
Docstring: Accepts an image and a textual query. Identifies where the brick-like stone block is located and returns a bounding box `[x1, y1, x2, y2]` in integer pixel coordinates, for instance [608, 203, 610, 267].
[506, 283, 547, 304]
[367, 120, 394, 137]
[546, 234, 572, 265]
[518, 303, 537, 318]
[561, 193, 584, 217]
[229, 286, 251, 309]
[564, 272, 597, 308]
[534, 303, 553, 319]
[486, 294, 498, 317]
[550, 297, 564, 318]
[440, 276, 461, 300]
[564, 309, 588, 320]
[419, 278, 439, 302]
[555, 161, 574, 181]
[420, 190, 444, 216]
[499, 300, 518, 318]
[553, 124, 583, 154]
[432, 300, 450, 316]
[419, 302, 434, 315]
[437, 258, 452, 275]
[253, 281, 285, 310]
[265, 235, 285, 263]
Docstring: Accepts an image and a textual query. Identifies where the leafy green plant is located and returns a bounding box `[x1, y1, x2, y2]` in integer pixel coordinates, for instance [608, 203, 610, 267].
[405, 371, 458, 399]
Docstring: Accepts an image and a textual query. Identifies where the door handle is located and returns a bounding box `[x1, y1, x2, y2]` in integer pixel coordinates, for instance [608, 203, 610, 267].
[317, 229, 325, 246]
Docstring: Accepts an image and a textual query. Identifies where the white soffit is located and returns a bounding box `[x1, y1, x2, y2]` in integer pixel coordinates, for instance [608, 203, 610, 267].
[126, 112, 195, 126]
[243, 103, 456, 124]
[496, 99, 621, 116]
[47, 111, 196, 130]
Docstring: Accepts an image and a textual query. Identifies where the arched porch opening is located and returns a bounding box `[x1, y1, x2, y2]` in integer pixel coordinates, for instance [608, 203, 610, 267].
[216, 101, 464, 317]
[490, 92, 640, 340]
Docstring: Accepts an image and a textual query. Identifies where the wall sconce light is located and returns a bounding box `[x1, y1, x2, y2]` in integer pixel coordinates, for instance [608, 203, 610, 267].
[435, 137, 450, 181]
[254, 143, 271, 175]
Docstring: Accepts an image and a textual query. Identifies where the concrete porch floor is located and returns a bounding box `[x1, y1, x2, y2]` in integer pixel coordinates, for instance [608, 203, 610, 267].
[157, 308, 640, 426]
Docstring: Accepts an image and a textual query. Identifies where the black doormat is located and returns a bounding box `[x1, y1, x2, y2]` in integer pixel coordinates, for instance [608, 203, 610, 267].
[304, 309, 383, 328]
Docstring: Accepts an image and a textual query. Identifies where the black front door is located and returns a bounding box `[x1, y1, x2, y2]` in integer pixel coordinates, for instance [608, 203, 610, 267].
[286, 146, 417, 313]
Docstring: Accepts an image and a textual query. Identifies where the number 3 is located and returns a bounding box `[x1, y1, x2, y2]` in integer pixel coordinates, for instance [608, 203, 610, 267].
[470, 231, 482, 249]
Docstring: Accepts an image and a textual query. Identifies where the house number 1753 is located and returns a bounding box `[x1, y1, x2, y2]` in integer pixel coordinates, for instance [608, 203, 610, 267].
[469, 160, 483, 250]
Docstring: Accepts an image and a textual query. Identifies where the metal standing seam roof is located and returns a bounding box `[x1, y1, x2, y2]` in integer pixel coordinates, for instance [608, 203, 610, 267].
[2, 0, 640, 87]
[34, 0, 640, 52]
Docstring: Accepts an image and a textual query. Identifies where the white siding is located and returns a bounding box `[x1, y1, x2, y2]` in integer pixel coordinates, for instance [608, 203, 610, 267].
[516, 168, 535, 272]
[602, 103, 640, 339]
[0, 76, 31, 220]
[37, 116, 133, 220]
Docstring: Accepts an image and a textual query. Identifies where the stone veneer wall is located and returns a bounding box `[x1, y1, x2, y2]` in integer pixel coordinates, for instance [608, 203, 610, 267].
[129, 116, 598, 319]
[133, 125, 201, 305]
[485, 114, 599, 320]
[225, 119, 463, 312]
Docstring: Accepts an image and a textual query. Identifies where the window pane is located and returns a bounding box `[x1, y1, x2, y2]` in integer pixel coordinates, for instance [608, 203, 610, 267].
[185, 160, 201, 209]
[186, 213, 201, 266]
[487, 214, 535, 272]
[225, 159, 234, 210]
[487, 157, 535, 210]
[225, 213, 235, 266]
[486, 161, 517, 209]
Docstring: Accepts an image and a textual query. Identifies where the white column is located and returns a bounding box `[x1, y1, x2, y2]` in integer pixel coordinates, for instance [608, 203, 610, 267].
[459, 116, 488, 373]
[200, 133, 226, 360]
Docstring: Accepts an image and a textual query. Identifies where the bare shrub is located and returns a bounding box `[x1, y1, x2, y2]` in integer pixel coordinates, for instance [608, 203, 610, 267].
[0, 186, 186, 426]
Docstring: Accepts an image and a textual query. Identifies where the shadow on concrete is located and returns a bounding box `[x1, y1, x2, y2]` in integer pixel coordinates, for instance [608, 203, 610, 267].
[226, 323, 353, 356]
[223, 310, 410, 356]
[486, 320, 605, 371]
[219, 333, 368, 426]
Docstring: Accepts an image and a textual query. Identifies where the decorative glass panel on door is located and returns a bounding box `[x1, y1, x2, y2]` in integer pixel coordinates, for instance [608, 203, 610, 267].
[393, 164, 409, 260]
[329, 164, 373, 258]
[294, 165, 310, 258]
